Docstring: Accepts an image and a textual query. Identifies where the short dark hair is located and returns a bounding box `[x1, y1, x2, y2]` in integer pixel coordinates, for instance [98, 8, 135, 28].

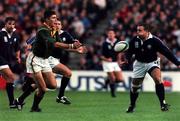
[44, 10, 56, 20]
[107, 27, 115, 32]
[137, 23, 151, 32]
[5, 17, 15, 23]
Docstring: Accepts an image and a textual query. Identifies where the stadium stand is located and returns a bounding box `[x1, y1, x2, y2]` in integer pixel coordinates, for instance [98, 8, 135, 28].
[0, 0, 179, 71]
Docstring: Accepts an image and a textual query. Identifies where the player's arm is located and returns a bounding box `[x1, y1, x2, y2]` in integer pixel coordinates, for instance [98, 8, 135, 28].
[156, 39, 180, 66]
[65, 46, 87, 54]
[100, 43, 112, 62]
[15, 35, 21, 63]
[117, 53, 128, 65]
[54, 41, 82, 49]
[15, 50, 21, 63]
[39, 29, 81, 49]
[124, 38, 135, 63]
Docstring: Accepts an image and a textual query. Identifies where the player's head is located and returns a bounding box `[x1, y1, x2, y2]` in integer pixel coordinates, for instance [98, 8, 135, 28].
[107, 28, 116, 41]
[43, 10, 57, 28]
[137, 23, 151, 40]
[4, 17, 16, 33]
[55, 19, 62, 31]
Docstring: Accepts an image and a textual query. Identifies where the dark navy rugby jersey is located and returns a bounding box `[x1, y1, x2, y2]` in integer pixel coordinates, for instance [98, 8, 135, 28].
[126, 34, 180, 66]
[58, 31, 75, 43]
[101, 38, 120, 62]
[51, 30, 75, 58]
[0, 28, 20, 64]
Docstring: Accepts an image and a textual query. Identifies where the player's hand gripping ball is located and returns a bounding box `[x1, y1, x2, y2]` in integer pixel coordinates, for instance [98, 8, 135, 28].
[114, 41, 129, 52]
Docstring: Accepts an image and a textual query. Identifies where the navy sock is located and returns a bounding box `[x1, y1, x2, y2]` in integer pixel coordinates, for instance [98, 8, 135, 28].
[155, 83, 165, 106]
[109, 83, 116, 97]
[130, 90, 139, 106]
[31, 92, 45, 109]
[6, 83, 14, 105]
[58, 76, 70, 98]
[19, 85, 36, 103]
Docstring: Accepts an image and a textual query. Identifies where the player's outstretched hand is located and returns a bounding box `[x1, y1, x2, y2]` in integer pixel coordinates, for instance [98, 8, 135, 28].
[73, 41, 82, 49]
[77, 46, 87, 54]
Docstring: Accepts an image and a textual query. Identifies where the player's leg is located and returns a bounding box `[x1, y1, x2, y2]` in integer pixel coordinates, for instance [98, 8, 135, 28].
[107, 72, 116, 97]
[43, 71, 57, 89]
[103, 77, 110, 89]
[126, 60, 146, 113]
[15, 75, 37, 110]
[126, 78, 143, 113]
[30, 71, 47, 112]
[149, 67, 170, 111]
[53, 63, 72, 104]
[27, 53, 55, 112]
[0, 67, 16, 108]
[113, 62, 124, 83]
[114, 71, 124, 83]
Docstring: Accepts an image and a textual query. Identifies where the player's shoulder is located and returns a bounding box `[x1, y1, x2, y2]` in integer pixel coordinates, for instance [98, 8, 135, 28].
[152, 35, 161, 41]
[59, 30, 74, 43]
[129, 36, 139, 43]
[60, 31, 70, 37]
[0, 28, 6, 34]
[37, 26, 49, 32]
[152, 35, 165, 44]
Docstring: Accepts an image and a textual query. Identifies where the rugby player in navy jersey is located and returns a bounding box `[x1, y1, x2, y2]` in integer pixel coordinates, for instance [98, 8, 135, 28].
[14, 19, 86, 110]
[0, 17, 21, 108]
[125, 23, 180, 113]
[101, 29, 125, 97]
[51, 20, 87, 104]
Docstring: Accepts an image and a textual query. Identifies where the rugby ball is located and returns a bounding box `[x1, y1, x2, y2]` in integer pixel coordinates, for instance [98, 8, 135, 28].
[114, 41, 129, 52]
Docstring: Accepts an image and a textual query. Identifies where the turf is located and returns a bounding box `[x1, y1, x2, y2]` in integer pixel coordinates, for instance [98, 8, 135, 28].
[0, 90, 180, 121]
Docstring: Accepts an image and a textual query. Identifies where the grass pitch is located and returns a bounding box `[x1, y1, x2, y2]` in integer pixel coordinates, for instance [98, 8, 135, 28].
[0, 90, 180, 121]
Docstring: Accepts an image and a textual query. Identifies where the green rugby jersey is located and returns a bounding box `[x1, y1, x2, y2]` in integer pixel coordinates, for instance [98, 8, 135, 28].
[32, 25, 56, 58]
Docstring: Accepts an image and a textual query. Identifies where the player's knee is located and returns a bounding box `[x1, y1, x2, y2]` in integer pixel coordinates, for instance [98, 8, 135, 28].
[36, 90, 45, 97]
[109, 77, 116, 83]
[116, 78, 124, 82]
[153, 77, 162, 84]
[48, 83, 57, 89]
[6, 74, 15, 83]
[131, 84, 141, 93]
[66, 70, 72, 78]
[22, 76, 36, 91]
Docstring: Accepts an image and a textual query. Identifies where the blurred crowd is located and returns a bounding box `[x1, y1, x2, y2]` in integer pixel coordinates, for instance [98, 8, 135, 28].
[80, 0, 180, 71]
[0, 0, 117, 69]
[0, 0, 180, 71]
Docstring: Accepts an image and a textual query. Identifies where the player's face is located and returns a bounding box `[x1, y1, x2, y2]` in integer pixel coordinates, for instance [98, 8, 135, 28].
[55, 21, 62, 30]
[107, 30, 116, 40]
[137, 26, 148, 40]
[5, 21, 15, 33]
[48, 14, 57, 29]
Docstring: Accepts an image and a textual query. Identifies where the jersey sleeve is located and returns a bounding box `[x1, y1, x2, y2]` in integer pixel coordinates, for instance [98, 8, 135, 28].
[14, 33, 21, 52]
[156, 38, 180, 66]
[125, 38, 135, 63]
[26, 36, 36, 45]
[101, 42, 108, 57]
[59, 31, 75, 44]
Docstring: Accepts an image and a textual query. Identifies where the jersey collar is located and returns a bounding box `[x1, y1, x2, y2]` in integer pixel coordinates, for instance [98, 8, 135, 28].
[59, 30, 64, 34]
[106, 38, 118, 44]
[1, 28, 16, 38]
[137, 33, 153, 40]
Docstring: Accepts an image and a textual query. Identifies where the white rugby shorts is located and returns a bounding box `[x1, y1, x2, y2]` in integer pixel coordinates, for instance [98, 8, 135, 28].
[0, 56, 9, 70]
[26, 52, 52, 73]
[0, 65, 9, 70]
[48, 56, 60, 68]
[133, 58, 160, 78]
[102, 61, 121, 72]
